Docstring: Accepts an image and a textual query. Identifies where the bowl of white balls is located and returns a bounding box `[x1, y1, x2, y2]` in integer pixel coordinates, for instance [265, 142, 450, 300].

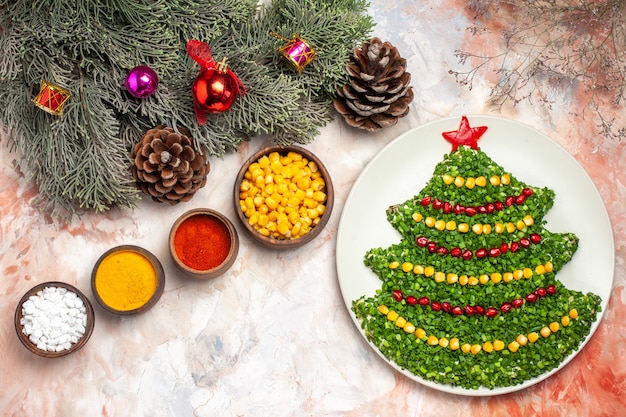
[14, 281, 95, 358]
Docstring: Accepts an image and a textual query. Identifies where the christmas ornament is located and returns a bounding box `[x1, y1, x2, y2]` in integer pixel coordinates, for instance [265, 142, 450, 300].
[273, 33, 317, 74]
[442, 115, 488, 151]
[186, 39, 245, 125]
[333, 37, 413, 131]
[130, 125, 210, 204]
[124, 65, 159, 98]
[32, 80, 71, 116]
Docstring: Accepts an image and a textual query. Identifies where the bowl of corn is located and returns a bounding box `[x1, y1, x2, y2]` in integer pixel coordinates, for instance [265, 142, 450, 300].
[234, 145, 334, 249]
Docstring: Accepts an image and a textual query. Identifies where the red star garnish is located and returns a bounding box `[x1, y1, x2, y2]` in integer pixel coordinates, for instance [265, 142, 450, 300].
[442, 116, 488, 151]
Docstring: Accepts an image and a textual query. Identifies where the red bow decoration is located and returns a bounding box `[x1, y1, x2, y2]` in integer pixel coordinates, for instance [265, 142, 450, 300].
[186, 40, 245, 125]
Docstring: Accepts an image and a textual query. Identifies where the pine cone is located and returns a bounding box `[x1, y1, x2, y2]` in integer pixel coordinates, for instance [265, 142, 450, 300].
[334, 37, 413, 131]
[130, 125, 210, 204]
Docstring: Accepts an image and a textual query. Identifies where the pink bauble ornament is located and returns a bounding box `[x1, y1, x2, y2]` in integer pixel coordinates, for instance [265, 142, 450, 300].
[124, 65, 159, 98]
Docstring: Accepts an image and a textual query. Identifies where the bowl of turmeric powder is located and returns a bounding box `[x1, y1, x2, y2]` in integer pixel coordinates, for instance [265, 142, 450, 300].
[91, 245, 165, 315]
[234, 145, 334, 249]
[169, 208, 240, 279]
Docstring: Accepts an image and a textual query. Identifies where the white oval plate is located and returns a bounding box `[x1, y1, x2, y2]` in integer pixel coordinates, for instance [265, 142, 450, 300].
[336, 115, 614, 396]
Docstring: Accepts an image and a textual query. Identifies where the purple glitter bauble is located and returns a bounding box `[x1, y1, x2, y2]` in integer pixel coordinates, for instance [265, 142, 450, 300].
[124, 65, 159, 98]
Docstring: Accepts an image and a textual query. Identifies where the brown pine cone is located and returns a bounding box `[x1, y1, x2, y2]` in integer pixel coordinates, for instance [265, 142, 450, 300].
[130, 125, 210, 204]
[334, 37, 413, 131]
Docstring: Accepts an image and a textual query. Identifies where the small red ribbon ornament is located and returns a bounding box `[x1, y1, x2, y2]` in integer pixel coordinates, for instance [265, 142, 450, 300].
[186, 40, 245, 125]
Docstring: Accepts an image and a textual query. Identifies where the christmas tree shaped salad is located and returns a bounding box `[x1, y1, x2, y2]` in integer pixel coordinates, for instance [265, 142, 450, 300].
[352, 116, 602, 390]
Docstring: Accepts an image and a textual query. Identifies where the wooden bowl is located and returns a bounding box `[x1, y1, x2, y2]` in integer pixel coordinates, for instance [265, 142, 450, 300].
[234, 145, 334, 249]
[169, 208, 239, 279]
[91, 245, 165, 315]
[14, 281, 95, 358]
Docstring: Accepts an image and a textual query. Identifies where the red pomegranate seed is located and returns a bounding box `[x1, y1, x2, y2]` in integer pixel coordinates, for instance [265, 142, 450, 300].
[505, 196, 514, 206]
[452, 306, 464, 316]
[443, 201, 452, 213]
[416, 236, 429, 247]
[476, 248, 487, 259]
[454, 204, 465, 214]
[494, 201, 504, 211]
[427, 242, 437, 252]
[522, 188, 533, 196]
[500, 243, 509, 253]
[464, 305, 475, 315]
[526, 293, 538, 303]
[486, 203, 495, 213]
[486, 307, 498, 318]
[431, 302, 442, 311]
[530, 233, 542, 244]
[515, 195, 526, 205]
[392, 290, 403, 301]
[519, 238, 531, 248]
[500, 302, 512, 313]
[475, 305, 485, 315]
[465, 207, 477, 216]
[477, 205, 487, 214]
[510, 242, 520, 252]
[436, 247, 448, 256]
[535, 287, 547, 297]
[432, 199, 443, 210]
[546, 284, 557, 295]
[418, 297, 430, 306]
[420, 196, 431, 206]
[406, 295, 418, 305]
[488, 248, 501, 258]
[462, 249, 473, 260]
[512, 299, 524, 308]
[442, 302, 451, 312]
[451, 247, 462, 257]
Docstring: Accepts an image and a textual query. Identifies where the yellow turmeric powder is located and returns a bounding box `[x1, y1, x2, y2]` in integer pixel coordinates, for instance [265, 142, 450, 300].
[94, 249, 158, 311]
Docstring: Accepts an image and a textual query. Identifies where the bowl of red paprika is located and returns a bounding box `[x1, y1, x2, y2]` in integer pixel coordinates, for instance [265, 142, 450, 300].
[169, 208, 239, 279]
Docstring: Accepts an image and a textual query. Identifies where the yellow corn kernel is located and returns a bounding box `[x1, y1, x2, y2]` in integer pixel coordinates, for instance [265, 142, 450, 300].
[516, 220, 526, 230]
[442, 174, 454, 185]
[549, 322, 560, 333]
[535, 264, 546, 275]
[310, 177, 325, 191]
[415, 328, 427, 339]
[540, 326, 551, 338]
[412, 212, 423, 222]
[395, 316, 407, 328]
[501, 173, 511, 185]
[569, 309, 579, 319]
[513, 269, 524, 280]
[404, 323, 416, 334]
[413, 264, 425, 275]
[465, 177, 476, 189]
[461, 343, 472, 353]
[434, 271, 446, 283]
[244, 207, 256, 218]
[424, 266, 435, 277]
[561, 315, 571, 327]
[258, 228, 270, 237]
[493, 340, 505, 351]
[258, 204, 269, 215]
[523, 268, 533, 279]
[377, 305, 389, 315]
[490, 175, 501, 186]
[244, 196, 254, 210]
[495, 223, 505, 234]
[516, 334, 528, 346]
[387, 311, 399, 322]
[490, 272, 502, 284]
[483, 341, 494, 353]
[458, 223, 470, 233]
[528, 332, 539, 343]
[303, 197, 316, 209]
[268, 151, 280, 162]
[479, 274, 490, 285]
[255, 175, 265, 188]
[472, 223, 483, 235]
[506, 222, 516, 233]
[468, 276, 479, 286]
[475, 176, 487, 187]
[258, 155, 270, 168]
[435, 219, 446, 231]
[439, 337, 450, 348]
[523, 215, 534, 226]
[482, 224, 492, 235]
[258, 214, 269, 227]
[446, 220, 457, 231]
[389, 261, 400, 269]
[454, 176, 465, 187]
[270, 160, 283, 174]
[291, 222, 302, 238]
[308, 160, 318, 173]
[459, 275, 469, 286]
[503, 272, 514, 283]
[265, 196, 278, 210]
[471, 344, 482, 355]
[427, 335, 439, 346]
[544, 261, 554, 273]
[312, 190, 326, 203]
[449, 337, 460, 351]
[446, 273, 458, 285]
[276, 220, 291, 237]
[402, 262, 413, 273]
[508, 341, 520, 353]
[425, 217, 436, 227]
[276, 182, 289, 195]
[248, 213, 259, 226]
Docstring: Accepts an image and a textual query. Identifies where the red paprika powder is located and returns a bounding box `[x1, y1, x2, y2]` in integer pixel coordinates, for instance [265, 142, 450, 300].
[173, 214, 231, 271]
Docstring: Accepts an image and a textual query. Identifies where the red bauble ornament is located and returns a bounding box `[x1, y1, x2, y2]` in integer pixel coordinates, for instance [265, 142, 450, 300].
[186, 40, 245, 125]
[192, 62, 239, 114]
